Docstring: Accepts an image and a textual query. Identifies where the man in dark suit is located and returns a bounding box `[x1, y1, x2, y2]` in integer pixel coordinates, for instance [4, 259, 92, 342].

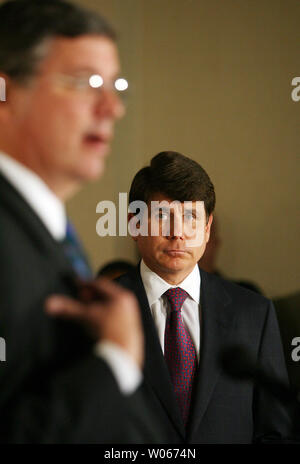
[117, 151, 295, 443]
[0, 0, 157, 443]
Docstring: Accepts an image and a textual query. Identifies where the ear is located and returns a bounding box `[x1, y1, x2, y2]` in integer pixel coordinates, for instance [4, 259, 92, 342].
[0, 74, 9, 117]
[0, 73, 17, 122]
[0, 75, 6, 102]
[205, 214, 213, 243]
[128, 212, 139, 242]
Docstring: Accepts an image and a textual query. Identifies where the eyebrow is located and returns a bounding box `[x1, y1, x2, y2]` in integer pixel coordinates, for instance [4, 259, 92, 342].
[184, 208, 197, 215]
[64, 67, 120, 78]
[62, 67, 97, 74]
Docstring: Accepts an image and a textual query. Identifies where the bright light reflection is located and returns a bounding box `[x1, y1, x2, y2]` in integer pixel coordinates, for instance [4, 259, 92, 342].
[89, 75, 103, 88]
[115, 78, 128, 91]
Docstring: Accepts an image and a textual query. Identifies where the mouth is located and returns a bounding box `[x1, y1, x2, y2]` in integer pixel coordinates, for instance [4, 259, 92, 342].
[83, 133, 111, 152]
[164, 249, 188, 257]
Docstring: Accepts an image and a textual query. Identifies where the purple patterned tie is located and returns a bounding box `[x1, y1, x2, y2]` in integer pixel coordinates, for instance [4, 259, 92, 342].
[164, 287, 197, 426]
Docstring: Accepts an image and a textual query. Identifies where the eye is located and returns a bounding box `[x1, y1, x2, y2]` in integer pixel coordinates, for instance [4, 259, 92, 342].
[184, 213, 195, 221]
[71, 77, 90, 90]
[153, 211, 169, 220]
[160, 213, 169, 220]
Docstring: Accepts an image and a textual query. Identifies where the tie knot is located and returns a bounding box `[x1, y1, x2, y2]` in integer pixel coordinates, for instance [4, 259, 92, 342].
[164, 287, 189, 312]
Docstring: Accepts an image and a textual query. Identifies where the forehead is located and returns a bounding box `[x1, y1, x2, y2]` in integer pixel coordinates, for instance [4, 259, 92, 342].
[148, 192, 202, 208]
[37, 35, 120, 77]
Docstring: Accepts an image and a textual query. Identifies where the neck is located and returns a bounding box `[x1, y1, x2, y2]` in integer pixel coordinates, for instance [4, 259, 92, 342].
[144, 261, 194, 286]
[159, 272, 190, 286]
[37, 173, 81, 202]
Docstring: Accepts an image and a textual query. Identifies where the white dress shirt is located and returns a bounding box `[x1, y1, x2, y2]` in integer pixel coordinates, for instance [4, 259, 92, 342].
[0, 151, 66, 240]
[140, 259, 201, 361]
[0, 151, 141, 394]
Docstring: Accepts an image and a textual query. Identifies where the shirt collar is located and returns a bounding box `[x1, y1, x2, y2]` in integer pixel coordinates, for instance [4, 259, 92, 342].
[140, 259, 201, 307]
[0, 151, 66, 240]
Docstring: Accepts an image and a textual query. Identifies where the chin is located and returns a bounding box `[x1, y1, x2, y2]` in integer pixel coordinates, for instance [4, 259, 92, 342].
[162, 260, 185, 273]
[79, 158, 106, 181]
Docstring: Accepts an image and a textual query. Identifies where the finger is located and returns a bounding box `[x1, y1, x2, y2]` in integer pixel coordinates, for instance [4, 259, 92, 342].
[93, 277, 125, 298]
[45, 295, 86, 319]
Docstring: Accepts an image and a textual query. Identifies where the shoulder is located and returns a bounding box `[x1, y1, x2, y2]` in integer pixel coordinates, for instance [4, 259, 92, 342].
[201, 272, 282, 349]
[202, 268, 268, 300]
[201, 269, 273, 318]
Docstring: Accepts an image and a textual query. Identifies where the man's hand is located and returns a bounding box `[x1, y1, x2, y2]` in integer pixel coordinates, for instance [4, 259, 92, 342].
[45, 278, 144, 368]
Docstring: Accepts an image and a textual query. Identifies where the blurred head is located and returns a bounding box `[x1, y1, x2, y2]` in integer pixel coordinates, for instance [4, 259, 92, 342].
[128, 151, 216, 284]
[0, 0, 126, 199]
[97, 260, 136, 280]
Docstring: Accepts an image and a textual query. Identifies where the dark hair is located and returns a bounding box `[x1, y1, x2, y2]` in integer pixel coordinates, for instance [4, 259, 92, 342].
[129, 151, 216, 218]
[0, 0, 116, 82]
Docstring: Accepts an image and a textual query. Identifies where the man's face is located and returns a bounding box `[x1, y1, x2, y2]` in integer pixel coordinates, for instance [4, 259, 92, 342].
[4, 35, 125, 198]
[132, 193, 213, 284]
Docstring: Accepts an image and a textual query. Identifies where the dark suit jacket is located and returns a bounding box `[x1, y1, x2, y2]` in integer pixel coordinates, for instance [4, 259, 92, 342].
[117, 266, 295, 443]
[0, 174, 159, 444]
[274, 292, 300, 390]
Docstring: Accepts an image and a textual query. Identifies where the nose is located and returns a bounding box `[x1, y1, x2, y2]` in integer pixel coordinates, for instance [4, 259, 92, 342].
[94, 88, 126, 120]
[168, 215, 184, 239]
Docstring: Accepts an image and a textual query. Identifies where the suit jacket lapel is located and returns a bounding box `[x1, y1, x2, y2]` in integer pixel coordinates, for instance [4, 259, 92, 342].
[119, 267, 236, 441]
[187, 269, 235, 440]
[124, 268, 186, 439]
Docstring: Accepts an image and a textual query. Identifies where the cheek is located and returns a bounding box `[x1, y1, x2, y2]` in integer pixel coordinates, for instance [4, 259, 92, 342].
[50, 99, 90, 132]
[35, 92, 92, 133]
[24, 103, 87, 163]
[185, 228, 206, 249]
[138, 237, 161, 258]
[186, 239, 207, 262]
[194, 242, 208, 262]
[198, 244, 206, 259]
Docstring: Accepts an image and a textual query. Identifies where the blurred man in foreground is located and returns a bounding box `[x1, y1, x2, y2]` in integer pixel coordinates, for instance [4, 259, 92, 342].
[0, 0, 155, 443]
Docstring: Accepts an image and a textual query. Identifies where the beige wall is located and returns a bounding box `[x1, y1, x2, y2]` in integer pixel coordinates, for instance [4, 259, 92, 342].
[68, 0, 144, 272]
[68, 0, 299, 298]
